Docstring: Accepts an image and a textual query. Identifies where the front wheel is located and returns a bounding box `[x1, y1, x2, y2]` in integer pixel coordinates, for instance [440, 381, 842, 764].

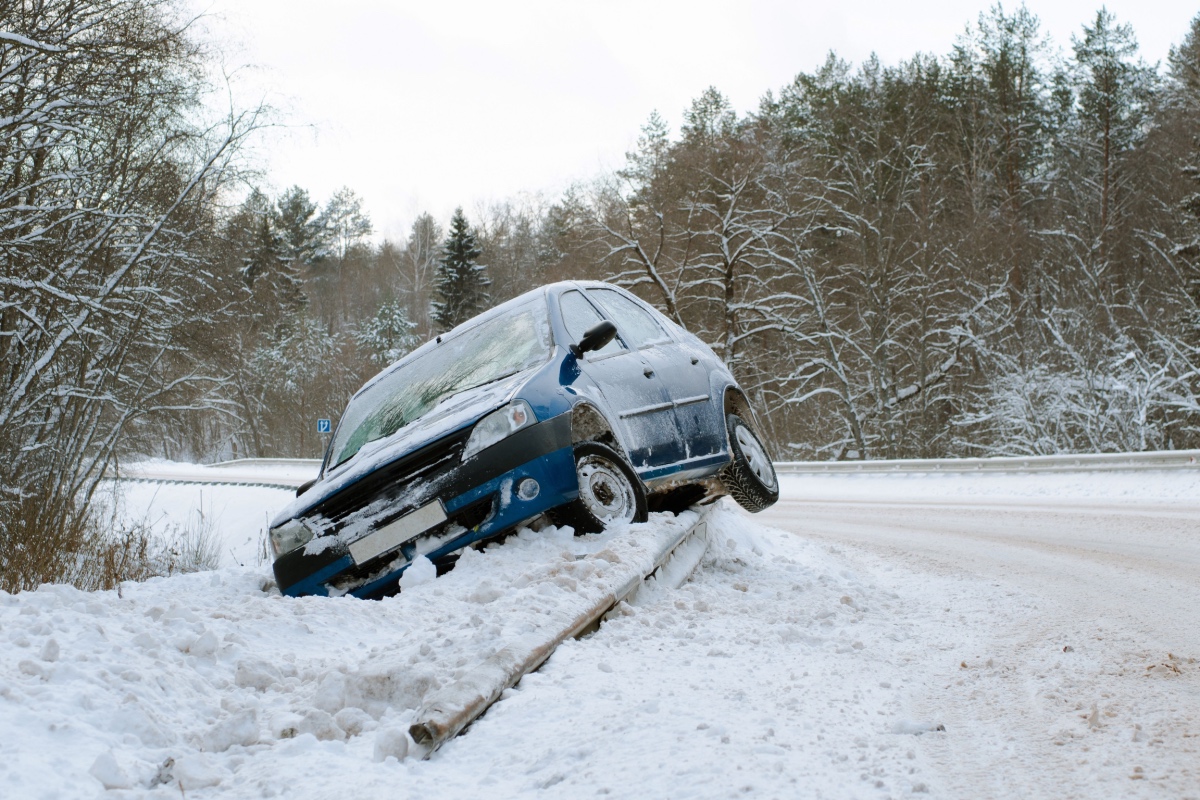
[550, 442, 648, 533]
[720, 414, 779, 512]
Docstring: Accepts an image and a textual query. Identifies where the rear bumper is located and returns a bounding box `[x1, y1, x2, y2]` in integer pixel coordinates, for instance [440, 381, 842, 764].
[273, 412, 576, 598]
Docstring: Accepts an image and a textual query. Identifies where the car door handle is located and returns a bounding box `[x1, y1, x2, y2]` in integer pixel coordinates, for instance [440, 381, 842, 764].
[643, 367, 655, 378]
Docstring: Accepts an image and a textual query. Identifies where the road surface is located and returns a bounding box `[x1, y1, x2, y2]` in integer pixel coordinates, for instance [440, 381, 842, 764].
[756, 495, 1200, 798]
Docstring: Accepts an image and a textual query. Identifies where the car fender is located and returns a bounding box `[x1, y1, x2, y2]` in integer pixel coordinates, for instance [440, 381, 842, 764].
[527, 346, 638, 462]
[720, 384, 769, 454]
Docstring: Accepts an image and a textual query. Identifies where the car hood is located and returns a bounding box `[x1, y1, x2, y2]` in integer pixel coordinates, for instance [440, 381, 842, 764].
[271, 369, 535, 527]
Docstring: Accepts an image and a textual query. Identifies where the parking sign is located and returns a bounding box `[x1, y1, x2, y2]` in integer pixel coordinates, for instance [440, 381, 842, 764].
[317, 418, 332, 433]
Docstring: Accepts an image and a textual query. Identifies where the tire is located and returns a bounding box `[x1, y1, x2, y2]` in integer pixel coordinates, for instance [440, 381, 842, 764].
[550, 441, 648, 533]
[720, 414, 779, 512]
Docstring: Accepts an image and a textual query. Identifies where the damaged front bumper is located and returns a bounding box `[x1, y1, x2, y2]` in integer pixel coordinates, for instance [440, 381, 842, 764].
[272, 412, 576, 599]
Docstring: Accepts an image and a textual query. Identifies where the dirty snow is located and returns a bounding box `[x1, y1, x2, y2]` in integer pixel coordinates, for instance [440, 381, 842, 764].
[3, 467, 1198, 798]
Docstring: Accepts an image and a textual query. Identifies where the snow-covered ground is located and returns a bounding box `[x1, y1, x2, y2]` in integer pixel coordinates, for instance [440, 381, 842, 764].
[3, 466, 1198, 798]
[99, 478, 296, 568]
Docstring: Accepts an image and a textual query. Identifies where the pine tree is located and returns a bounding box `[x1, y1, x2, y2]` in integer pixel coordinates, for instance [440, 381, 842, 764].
[682, 87, 736, 146]
[974, 4, 1052, 216]
[619, 111, 672, 203]
[320, 187, 373, 258]
[432, 208, 491, 332]
[1167, 14, 1200, 360]
[356, 301, 420, 366]
[1071, 9, 1157, 242]
[275, 186, 331, 268]
[236, 190, 305, 315]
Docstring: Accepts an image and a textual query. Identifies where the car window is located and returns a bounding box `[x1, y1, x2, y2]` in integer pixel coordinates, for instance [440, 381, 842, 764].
[560, 290, 624, 356]
[330, 302, 551, 467]
[587, 288, 670, 349]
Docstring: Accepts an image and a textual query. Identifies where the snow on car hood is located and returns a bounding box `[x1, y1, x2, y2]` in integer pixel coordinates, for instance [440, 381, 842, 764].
[272, 369, 535, 527]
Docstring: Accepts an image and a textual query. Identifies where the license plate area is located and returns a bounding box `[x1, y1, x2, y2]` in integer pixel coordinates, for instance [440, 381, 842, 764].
[348, 500, 447, 565]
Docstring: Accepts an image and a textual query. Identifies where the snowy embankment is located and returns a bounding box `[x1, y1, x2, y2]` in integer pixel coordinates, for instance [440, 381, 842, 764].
[2, 509, 692, 793]
[4, 462, 1197, 798]
[0, 492, 931, 798]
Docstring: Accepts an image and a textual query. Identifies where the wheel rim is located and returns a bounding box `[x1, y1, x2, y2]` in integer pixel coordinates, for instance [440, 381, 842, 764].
[576, 455, 637, 525]
[735, 424, 777, 491]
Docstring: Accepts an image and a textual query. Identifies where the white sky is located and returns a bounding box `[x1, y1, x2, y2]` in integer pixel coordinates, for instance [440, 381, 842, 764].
[200, 0, 1200, 243]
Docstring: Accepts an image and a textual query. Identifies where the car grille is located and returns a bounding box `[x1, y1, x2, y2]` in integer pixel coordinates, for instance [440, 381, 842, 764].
[308, 427, 472, 537]
[326, 493, 497, 596]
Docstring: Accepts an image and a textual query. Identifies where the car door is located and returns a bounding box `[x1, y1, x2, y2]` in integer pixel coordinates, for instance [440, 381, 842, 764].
[558, 289, 683, 472]
[586, 288, 725, 463]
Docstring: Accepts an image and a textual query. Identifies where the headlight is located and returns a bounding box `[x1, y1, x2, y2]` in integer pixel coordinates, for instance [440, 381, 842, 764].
[269, 519, 315, 558]
[462, 400, 536, 461]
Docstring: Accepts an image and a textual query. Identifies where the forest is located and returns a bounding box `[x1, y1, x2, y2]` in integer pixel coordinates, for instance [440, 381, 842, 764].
[3, 0, 1200, 586]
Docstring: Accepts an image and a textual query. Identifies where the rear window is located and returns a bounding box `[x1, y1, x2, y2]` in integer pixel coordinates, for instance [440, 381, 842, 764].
[330, 302, 551, 467]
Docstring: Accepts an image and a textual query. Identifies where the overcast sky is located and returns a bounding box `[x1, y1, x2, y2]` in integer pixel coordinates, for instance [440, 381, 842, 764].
[201, 1, 1200, 243]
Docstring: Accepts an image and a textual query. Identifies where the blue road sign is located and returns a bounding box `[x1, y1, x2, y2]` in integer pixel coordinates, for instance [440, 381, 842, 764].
[317, 418, 332, 433]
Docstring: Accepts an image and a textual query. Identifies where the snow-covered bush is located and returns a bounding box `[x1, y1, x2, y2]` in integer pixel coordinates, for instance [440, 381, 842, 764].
[356, 301, 421, 367]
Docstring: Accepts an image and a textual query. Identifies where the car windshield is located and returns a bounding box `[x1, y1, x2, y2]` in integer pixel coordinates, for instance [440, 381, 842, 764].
[329, 300, 551, 468]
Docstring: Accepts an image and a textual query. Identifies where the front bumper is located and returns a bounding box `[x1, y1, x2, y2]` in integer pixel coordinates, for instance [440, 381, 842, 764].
[272, 412, 576, 598]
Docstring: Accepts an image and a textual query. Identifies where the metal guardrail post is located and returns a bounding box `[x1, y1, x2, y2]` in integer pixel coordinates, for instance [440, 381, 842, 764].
[407, 506, 715, 756]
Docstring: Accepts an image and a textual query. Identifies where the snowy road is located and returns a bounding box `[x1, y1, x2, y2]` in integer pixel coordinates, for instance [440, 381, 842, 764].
[757, 482, 1200, 798]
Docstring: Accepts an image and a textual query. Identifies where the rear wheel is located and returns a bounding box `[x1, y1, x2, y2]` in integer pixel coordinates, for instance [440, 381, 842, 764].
[720, 414, 779, 512]
[551, 442, 647, 533]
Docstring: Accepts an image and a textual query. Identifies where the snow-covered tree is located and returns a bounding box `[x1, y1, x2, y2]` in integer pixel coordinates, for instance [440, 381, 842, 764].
[356, 301, 420, 366]
[0, 0, 261, 589]
[432, 208, 490, 332]
[248, 317, 360, 457]
[234, 190, 306, 316]
[400, 213, 443, 334]
[321, 187, 373, 258]
[1069, 9, 1157, 249]
[275, 186, 331, 269]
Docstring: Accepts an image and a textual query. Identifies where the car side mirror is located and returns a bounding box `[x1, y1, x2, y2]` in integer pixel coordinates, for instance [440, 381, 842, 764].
[570, 320, 617, 358]
[296, 478, 316, 497]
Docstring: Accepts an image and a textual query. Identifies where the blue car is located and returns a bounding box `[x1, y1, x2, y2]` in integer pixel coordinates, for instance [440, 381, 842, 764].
[268, 281, 778, 598]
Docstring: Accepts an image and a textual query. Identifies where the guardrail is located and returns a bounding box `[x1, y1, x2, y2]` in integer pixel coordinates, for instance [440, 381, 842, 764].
[775, 449, 1200, 475]
[208, 457, 322, 471]
[104, 457, 321, 491]
[107, 450, 1200, 491]
[408, 507, 714, 757]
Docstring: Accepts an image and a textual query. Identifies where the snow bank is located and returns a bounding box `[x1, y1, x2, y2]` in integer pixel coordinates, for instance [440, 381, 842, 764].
[0, 501, 949, 798]
[10, 466, 1190, 797]
[406, 506, 940, 797]
[0, 510, 709, 797]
